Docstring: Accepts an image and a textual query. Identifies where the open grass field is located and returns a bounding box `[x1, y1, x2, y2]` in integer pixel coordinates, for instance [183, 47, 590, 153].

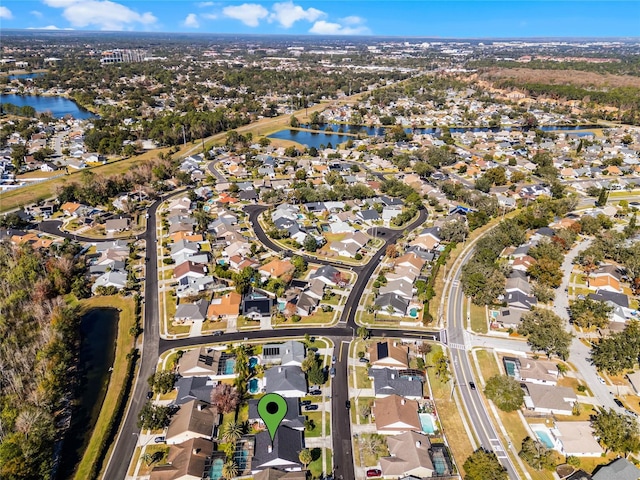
[73, 295, 136, 480]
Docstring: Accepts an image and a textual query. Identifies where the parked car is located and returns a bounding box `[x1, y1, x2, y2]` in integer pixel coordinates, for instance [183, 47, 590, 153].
[154, 436, 165, 444]
[359, 357, 370, 363]
[614, 398, 625, 408]
[332, 355, 336, 364]
[469, 382, 476, 390]
[329, 367, 336, 378]
[345, 400, 351, 409]
[212, 330, 223, 336]
[309, 389, 322, 396]
[304, 404, 319, 411]
[146, 391, 154, 399]
[366, 469, 382, 478]
[300, 400, 312, 406]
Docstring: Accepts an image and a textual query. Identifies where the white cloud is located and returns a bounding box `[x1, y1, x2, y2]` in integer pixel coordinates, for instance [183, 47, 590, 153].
[340, 15, 364, 25]
[309, 20, 370, 35]
[27, 25, 73, 30]
[183, 13, 199, 28]
[202, 13, 218, 20]
[31, 10, 44, 18]
[0, 6, 13, 19]
[197, 1, 215, 6]
[269, 1, 324, 28]
[42, 0, 157, 31]
[222, 3, 268, 27]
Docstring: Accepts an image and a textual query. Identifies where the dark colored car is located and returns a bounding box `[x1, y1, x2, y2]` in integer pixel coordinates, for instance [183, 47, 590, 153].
[359, 357, 370, 363]
[146, 391, 154, 399]
[154, 436, 165, 443]
[345, 400, 351, 409]
[309, 389, 322, 396]
[304, 404, 319, 411]
[366, 469, 382, 478]
[212, 330, 223, 336]
[300, 400, 312, 406]
[469, 382, 476, 390]
[614, 398, 625, 408]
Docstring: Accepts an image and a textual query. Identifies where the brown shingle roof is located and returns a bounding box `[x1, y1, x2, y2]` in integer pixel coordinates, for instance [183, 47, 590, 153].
[373, 395, 421, 432]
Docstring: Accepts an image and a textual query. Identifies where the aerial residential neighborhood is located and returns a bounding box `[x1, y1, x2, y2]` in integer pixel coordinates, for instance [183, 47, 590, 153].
[1, 9, 640, 480]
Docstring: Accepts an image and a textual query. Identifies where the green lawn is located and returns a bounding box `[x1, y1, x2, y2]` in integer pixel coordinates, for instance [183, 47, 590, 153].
[470, 303, 488, 334]
[308, 447, 330, 479]
[305, 411, 324, 437]
[355, 366, 372, 389]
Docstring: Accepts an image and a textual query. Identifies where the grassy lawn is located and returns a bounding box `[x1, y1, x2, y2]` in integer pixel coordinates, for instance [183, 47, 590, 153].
[425, 346, 474, 472]
[470, 303, 488, 334]
[355, 366, 372, 388]
[73, 295, 136, 480]
[137, 445, 170, 476]
[557, 376, 590, 396]
[475, 349, 501, 380]
[128, 447, 142, 476]
[308, 447, 329, 478]
[237, 316, 261, 330]
[305, 411, 323, 437]
[354, 397, 375, 424]
[323, 293, 342, 306]
[202, 319, 227, 333]
[354, 434, 389, 468]
[167, 322, 191, 335]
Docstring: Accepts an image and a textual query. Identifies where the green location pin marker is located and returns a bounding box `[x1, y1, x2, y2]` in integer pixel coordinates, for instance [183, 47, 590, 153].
[258, 393, 288, 442]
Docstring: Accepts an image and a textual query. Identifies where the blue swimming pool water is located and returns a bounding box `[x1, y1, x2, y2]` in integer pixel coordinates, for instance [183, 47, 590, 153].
[533, 429, 555, 449]
[504, 360, 517, 377]
[277, 300, 286, 312]
[249, 357, 258, 368]
[409, 307, 418, 318]
[224, 358, 236, 375]
[234, 448, 249, 470]
[209, 458, 224, 479]
[419, 413, 437, 434]
[249, 378, 259, 394]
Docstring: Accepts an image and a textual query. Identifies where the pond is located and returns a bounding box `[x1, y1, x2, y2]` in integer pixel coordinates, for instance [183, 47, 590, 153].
[57, 307, 118, 479]
[8, 72, 45, 80]
[267, 129, 353, 149]
[0, 93, 95, 119]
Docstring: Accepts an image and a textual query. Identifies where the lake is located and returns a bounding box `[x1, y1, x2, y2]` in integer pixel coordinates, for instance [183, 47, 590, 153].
[296, 122, 600, 137]
[0, 93, 95, 119]
[267, 129, 353, 148]
[57, 307, 118, 479]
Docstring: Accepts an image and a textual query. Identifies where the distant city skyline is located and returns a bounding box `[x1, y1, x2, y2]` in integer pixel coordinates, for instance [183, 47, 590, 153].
[0, 1, 637, 38]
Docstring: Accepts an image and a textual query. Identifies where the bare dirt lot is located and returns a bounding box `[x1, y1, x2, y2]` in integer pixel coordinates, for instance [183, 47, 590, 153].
[480, 67, 640, 89]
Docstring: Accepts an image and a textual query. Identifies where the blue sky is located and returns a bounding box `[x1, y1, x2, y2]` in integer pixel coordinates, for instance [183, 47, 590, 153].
[0, 1, 637, 37]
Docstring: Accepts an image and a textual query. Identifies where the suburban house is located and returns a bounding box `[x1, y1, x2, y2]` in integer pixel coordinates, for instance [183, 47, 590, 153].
[554, 422, 604, 457]
[373, 395, 421, 434]
[262, 340, 306, 366]
[258, 259, 295, 281]
[91, 270, 127, 294]
[310, 265, 342, 286]
[589, 265, 624, 293]
[173, 261, 207, 282]
[207, 292, 242, 320]
[251, 426, 304, 472]
[149, 437, 221, 480]
[174, 376, 215, 405]
[253, 469, 305, 480]
[177, 347, 236, 378]
[104, 217, 130, 233]
[174, 298, 208, 324]
[368, 340, 410, 369]
[264, 366, 307, 398]
[504, 357, 559, 386]
[592, 458, 640, 480]
[522, 383, 577, 416]
[494, 309, 525, 329]
[369, 368, 423, 399]
[165, 400, 219, 445]
[506, 291, 537, 310]
[241, 291, 274, 322]
[374, 293, 410, 317]
[248, 397, 305, 431]
[411, 227, 441, 251]
[379, 432, 440, 478]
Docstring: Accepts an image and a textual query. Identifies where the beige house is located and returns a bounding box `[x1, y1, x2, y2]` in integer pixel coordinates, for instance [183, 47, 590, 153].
[166, 400, 219, 445]
[368, 340, 409, 369]
[380, 431, 435, 478]
[150, 437, 217, 480]
[373, 395, 420, 434]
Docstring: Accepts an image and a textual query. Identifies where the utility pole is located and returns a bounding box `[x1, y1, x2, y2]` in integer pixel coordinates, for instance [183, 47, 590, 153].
[182, 125, 186, 146]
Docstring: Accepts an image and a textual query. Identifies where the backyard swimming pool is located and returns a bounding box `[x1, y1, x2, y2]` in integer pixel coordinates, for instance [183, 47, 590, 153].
[249, 356, 259, 369]
[419, 413, 438, 434]
[209, 458, 224, 479]
[224, 358, 236, 375]
[530, 424, 558, 449]
[409, 307, 418, 318]
[248, 378, 260, 394]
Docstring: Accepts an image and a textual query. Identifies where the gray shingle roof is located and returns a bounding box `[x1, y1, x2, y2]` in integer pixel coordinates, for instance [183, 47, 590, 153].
[264, 366, 307, 395]
[251, 426, 304, 471]
[369, 368, 423, 398]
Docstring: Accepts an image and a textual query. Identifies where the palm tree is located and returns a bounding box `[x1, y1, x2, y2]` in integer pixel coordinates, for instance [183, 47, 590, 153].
[299, 448, 313, 471]
[222, 460, 238, 479]
[141, 452, 154, 466]
[221, 420, 243, 443]
[357, 325, 369, 340]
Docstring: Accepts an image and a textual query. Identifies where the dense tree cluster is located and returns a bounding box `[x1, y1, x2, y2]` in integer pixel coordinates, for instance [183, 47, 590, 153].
[484, 375, 525, 412]
[591, 408, 640, 455]
[463, 449, 508, 480]
[518, 437, 556, 471]
[518, 309, 573, 359]
[0, 243, 85, 479]
[591, 320, 640, 375]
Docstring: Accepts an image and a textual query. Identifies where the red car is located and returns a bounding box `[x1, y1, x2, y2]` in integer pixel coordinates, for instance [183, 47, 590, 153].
[366, 469, 382, 478]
